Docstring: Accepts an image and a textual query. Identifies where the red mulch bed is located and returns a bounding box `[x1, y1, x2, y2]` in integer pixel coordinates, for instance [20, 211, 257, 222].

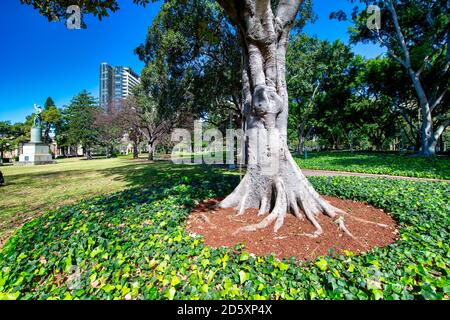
[186, 196, 399, 261]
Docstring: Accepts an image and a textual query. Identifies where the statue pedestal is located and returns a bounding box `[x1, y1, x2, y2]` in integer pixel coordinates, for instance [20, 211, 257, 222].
[18, 143, 55, 166]
[18, 125, 55, 166]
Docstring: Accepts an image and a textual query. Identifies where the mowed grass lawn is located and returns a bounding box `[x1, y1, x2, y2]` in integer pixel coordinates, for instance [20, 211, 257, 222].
[294, 151, 450, 180]
[0, 156, 224, 244]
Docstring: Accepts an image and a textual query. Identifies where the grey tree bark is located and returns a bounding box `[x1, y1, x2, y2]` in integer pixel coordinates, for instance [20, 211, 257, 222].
[133, 141, 139, 159]
[216, 0, 351, 236]
[148, 142, 155, 161]
[83, 146, 93, 160]
[383, 0, 449, 156]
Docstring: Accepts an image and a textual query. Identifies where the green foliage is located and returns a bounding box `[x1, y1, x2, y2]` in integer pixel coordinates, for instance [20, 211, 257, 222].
[334, 0, 450, 154]
[286, 34, 417, 152]
[0, 122, 30, 158]
[0, 173, 448, 300]
[287, 34, 358, 151]
[294, 151, 450, 179]
[136, 0, 242, 130]
[41, 97, 61, 144]
[62, 90, 99, 156]
[0, 122, 14, 155]
[19, 0, 121, 24]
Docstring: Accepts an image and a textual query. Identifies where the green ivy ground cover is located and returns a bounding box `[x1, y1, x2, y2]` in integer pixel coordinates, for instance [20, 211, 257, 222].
[0, 174, 448, 300]
[294, 152, 450, 179]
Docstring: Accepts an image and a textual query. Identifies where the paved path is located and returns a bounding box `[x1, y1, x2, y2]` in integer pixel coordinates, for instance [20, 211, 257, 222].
[301, 169, 449, 182]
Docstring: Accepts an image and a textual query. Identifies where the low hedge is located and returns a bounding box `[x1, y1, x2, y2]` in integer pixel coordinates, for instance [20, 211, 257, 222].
[0, 175, 448, 300]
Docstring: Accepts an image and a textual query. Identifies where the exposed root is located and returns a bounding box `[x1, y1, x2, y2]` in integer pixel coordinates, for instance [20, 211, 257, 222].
[258, 196, 269, 216]
[233, 212, 277, 235]
[198, 214, 217, 229]
[227, 216, 246, 223]
[338, 210, 389, 228]
[228, 171, 353, 237]
[333, 216, 355, 239]
[222, 151, 385, 241]
[233, 178, 287, 234]
[237, 192, 249, 216]
[289, 191, 304, 220]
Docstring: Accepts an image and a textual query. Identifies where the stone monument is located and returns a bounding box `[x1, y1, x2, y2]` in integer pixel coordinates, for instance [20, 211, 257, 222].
[19, 105, 55, 165]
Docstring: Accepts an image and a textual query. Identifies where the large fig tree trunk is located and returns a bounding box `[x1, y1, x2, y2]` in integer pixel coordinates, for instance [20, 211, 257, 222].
[217, 0, 348, 235]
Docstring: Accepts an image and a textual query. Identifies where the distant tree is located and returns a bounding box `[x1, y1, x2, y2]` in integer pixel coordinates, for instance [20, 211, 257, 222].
[64, 90, 99, 159]
[94, 109, 124, 158]
[118, 99, 144, 159]
[355, 56, 419, 150]
[8, 121, 31, 149]
[135, 0, 242, 130]
[53, 107, 72, 157]
[287, 35, 355, 152]
[41, 97, 61, 143]
[0, 122, 14, 163]
[294, 44, 359, 151]
[332, 0, 449, 155]
[44, 97, 55, 109]
[350, 57, 404, 151]
[123, 85, 174, 161]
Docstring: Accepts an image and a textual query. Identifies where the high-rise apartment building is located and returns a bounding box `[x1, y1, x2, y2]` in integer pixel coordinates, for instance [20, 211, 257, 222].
[99, 63, 141, 112]
[99, 63, 114, 110]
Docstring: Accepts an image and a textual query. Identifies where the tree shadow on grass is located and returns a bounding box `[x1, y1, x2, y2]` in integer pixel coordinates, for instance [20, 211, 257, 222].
[97, 160, 238, 189]
[0, 170, 94, 187]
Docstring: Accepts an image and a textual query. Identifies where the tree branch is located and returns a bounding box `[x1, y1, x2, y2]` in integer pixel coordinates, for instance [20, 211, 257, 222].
[432, 119, 450, 143]
[370, 28, 408, 69]
[386, 0, 411, 67]
[275, 0, 303, 32]
[391, 102, 419, 134]
[430, 88, 447, 112]
[216, 0, 248, 30]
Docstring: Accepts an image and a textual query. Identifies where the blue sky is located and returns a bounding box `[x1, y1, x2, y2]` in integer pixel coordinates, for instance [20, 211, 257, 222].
[0, 0, 383, 124]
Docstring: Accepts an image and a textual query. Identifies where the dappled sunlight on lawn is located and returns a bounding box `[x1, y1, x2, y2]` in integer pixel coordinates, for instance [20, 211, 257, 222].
[0, 157, 235, 244]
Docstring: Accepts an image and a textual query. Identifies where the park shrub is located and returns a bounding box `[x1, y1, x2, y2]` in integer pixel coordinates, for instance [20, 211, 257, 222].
[0, 175, 448, 300]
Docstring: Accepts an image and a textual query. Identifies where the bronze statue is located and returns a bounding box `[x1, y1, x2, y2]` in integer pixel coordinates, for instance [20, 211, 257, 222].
[33, 104, 42, 128]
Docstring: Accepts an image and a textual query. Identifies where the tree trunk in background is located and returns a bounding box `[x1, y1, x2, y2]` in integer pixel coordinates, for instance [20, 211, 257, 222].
[407, 68, 449, 155]
[218, 0, 349, 235]
[133, 141, 139, 159]
[148, 142, 154, 161]
[84, 146, 92, 160]
[415, 131, 421, 152]
[297, 126, 304, 154]
[410, 68, 435, 156]
[438, 135, 444, 153]
[385, 0, 449, 156]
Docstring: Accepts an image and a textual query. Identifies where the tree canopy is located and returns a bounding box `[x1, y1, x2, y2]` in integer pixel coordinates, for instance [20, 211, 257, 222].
[332, 0, 449, 155]
[62, 90, 99, 159]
